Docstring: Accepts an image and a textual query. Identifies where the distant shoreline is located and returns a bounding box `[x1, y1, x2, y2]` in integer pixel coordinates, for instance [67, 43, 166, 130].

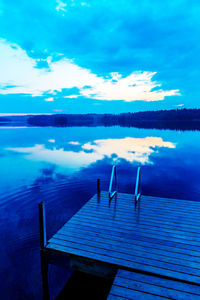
[1, 109, 200, 131]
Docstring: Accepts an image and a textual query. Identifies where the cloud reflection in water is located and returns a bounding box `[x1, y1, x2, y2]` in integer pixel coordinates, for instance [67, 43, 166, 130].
[7, 137, 176, 170]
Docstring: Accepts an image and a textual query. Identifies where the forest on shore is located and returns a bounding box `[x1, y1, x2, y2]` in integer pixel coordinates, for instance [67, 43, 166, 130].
[1, 109, 200, 130]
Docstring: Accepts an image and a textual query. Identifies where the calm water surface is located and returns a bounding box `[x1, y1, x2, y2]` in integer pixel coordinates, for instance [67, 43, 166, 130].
[0, 126, 200, 299]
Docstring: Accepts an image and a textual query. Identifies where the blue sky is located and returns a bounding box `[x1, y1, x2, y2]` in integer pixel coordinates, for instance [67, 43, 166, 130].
[0, 0, 200, 114]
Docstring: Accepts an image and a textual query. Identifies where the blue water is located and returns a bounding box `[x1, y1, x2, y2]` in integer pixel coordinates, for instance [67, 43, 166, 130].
[0, 126, 200, 299]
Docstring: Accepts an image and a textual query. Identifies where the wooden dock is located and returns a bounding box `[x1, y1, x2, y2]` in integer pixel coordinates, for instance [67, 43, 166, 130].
[39, 167, 200, 299]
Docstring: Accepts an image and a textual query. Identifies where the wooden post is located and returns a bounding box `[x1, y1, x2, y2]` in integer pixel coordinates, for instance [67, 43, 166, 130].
[39, 201, 49, 299]
[39, 201, 47, 249]
[97, 178, 100, 194]
[40, 250, 50, 300]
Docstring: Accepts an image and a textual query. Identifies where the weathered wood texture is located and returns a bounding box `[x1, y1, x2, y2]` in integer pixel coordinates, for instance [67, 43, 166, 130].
[107, 269, 200, 299]
[47, 191, 200, 287]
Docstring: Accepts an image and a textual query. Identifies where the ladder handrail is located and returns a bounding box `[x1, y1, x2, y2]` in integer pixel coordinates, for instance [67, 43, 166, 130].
[109, 165, 117, 199]
[135, 167, 141, 201]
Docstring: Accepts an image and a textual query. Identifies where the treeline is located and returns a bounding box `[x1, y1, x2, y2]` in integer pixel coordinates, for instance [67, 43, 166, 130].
[27, 109, 200, 130]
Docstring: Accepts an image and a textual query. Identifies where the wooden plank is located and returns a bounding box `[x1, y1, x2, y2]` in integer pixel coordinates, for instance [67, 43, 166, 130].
[113, 277, 199, 299]
[88, 196, 200, 220]
[98, 191, 200, 210]
[76, 210, 200, 238]
[58, 225, 200, 260]
[83, 201, 200, 227]
[55, 231, 200, 265]
[117, 269, 200, 295]
[108, 285, 168, 300]
[69, 204, 200, 234]
[87, 200, 200, 223]
[88, 199, 200, 220]
[45, 191, 200, 294]
[48, 236, 200, 276]
[101, 191, 200, 207]
[48, 238, 200, 278]
[80, 196, 200, 228]
[78, 214, 200, 237]
[88, 193, 200, 210]
[63, 221, 199, 252]
[73, 206, 200, 236]
[66, 215, 200, 246]
[47, 243, 200, 283]
[50, 233, 200, 269]
[62, 221, 200, 252]
[63, 222, 199, 255]
[134, 197, 200, 212]
[78, 203, 200, 232]
[70, 207, 200, 234]
[108, 270, 200, 300]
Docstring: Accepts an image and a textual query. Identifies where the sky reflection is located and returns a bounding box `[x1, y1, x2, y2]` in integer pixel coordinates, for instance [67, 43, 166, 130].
[7, 136, 176, 170]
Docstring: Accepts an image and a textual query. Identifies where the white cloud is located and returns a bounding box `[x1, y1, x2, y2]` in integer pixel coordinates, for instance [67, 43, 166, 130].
[81, 2, 90, 7]
[48, 139, 55, 143]
[173, 104, 184, 107]
[45, 97, 54, 101]
[56, 0, 67, 12]
[0, 39, 180, 102]
[80, 72, 180, 102]
[68, 141, 80, 145]
[64, 94, 80, 98]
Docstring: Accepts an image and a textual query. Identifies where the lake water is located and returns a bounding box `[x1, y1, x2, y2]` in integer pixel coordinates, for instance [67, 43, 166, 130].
[0, 126, 200, 299]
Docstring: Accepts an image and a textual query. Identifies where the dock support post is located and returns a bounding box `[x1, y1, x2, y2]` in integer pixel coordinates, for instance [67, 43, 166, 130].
[39, 201, 50, 300]
[39, 201, 47, 248]
[97, 178, 100, 194]
[40, 251, 50, 300]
